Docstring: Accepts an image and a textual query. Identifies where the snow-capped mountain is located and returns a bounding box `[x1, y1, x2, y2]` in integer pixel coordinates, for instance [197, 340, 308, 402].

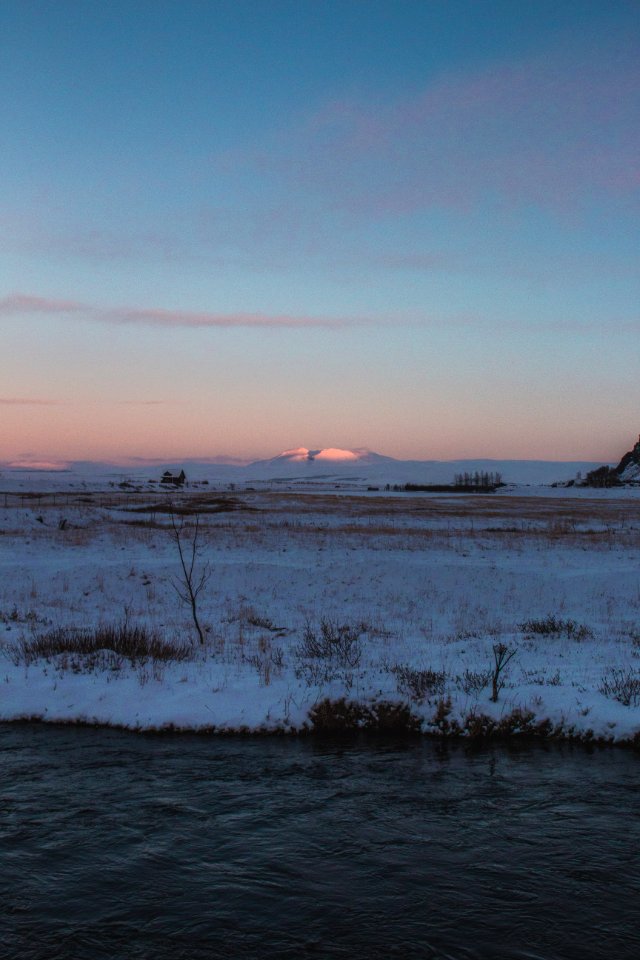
[249, 447, 394, 468]
[241, 448, 605, 485]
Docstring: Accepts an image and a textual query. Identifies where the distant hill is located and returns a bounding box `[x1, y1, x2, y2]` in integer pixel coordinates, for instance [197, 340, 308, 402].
[0, 446, 611, 489]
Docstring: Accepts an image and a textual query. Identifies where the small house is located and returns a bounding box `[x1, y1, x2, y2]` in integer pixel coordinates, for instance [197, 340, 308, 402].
[160, 469, 186, 487]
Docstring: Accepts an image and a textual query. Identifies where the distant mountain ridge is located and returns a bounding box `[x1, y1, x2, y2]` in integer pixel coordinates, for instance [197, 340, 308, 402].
[240, 448, 605, 485]
[0, 445, 614, 488]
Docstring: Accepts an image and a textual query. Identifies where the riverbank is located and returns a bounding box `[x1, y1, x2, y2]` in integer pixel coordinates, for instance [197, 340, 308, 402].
[2, 489, 639, 744]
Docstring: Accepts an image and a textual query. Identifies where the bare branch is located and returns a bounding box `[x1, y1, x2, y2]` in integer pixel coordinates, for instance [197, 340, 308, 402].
[490, 642, 517, 702]
[168, 506, 210, 645]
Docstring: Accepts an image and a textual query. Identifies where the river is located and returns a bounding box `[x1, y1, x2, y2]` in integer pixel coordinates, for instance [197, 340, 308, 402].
[1, 725, 638, 959]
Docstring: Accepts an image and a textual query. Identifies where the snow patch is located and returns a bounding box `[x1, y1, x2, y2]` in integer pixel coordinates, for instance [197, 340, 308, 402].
[313, 448, 362, 462]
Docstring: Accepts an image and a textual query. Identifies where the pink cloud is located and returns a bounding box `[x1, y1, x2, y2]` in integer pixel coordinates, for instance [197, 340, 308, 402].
[0, 397, 62, 405]
[3, 292, 636, 338]
[0, 294, 86, 315]
[250, 42, 640, 218]
[0, 293, 370, 329]
[107, 307, 364, 329]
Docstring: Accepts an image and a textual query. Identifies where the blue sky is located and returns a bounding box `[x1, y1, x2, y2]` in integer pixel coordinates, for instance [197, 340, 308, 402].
[1, 0, 638, 463]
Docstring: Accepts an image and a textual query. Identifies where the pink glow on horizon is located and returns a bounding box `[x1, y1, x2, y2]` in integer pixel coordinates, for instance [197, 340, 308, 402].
[0, 403, 632, 466]
[7, 459, 69, 471]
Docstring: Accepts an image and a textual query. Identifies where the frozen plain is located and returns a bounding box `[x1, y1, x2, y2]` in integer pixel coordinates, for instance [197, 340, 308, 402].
[1, 482, 639, 743]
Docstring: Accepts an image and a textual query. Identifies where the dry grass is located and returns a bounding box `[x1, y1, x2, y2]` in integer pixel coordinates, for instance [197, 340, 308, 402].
[4, 487, 640, 539]
[599, 668, 640, 706]
[10, 623, 193, 666]
[308, 697, 422, 734]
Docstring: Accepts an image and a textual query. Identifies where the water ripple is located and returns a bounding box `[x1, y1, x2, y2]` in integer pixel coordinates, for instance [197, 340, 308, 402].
[1, 725, 639, 960]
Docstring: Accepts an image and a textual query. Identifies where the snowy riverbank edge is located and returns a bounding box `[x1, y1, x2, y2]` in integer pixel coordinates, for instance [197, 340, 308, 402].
[2, 666, 639, 748]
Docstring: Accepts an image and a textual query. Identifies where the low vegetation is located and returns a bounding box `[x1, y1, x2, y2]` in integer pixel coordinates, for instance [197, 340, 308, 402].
[490, 642, 517, 702]
[458, 668, 491, 694]
[10, 623, 192, 667]
[599, 668, 640, 707]
[392, 665, 447, 701]
[295, 618, 363, 666]
[519, 616, 592, 640]
[308, 698, 421, 735]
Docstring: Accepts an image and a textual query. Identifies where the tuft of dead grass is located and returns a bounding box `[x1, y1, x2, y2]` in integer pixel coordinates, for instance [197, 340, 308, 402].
[519, 616, 592, 640]
[10, 623, 193, 666]
[392, 664, 447, 701]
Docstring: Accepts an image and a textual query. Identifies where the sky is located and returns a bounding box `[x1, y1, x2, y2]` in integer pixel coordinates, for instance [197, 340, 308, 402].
[1, 0, 638, 465]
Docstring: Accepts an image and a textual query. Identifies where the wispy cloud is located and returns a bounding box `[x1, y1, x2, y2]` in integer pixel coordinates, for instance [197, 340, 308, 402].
[2, 292, 637, 339]
[104, 307, 363, 329]
[0, 294, 369, 329]
[0, 294, 86, 316]
[241, 40, 639, 219]
[0, 396, 62, 406]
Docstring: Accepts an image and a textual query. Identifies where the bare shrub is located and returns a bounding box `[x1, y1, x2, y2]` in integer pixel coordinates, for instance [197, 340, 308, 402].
[519, 615, 592, 640]
[295, 659, 336, 687]
[270, 645, 285, 670]
[11, 623, 192, 667]
[490, 642, 516, 702]
[599, 668, 640, 706]
[244, 643, 286, 684]
[169, 510, 211, 645]
[295, 618, 363, 668]
[293, 619, 362, 689]
[392, 665, 446, 701]
[459, 668, 491, 695]
[245, 654, 271, 686]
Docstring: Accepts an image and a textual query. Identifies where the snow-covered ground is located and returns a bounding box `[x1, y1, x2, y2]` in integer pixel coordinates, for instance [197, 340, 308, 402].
[1, 486, 639, 742]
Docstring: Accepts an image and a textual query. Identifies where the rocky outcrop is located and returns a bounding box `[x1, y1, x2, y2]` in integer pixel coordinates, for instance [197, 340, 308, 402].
[615, 436, 640, 482]
[585, 435, 640, 486]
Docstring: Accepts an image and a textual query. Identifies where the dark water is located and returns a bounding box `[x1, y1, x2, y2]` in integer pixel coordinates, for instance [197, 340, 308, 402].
[1, 726, 639, 960]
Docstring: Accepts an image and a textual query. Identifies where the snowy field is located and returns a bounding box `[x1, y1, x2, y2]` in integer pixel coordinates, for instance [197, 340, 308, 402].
[1, 486, 640, 743]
